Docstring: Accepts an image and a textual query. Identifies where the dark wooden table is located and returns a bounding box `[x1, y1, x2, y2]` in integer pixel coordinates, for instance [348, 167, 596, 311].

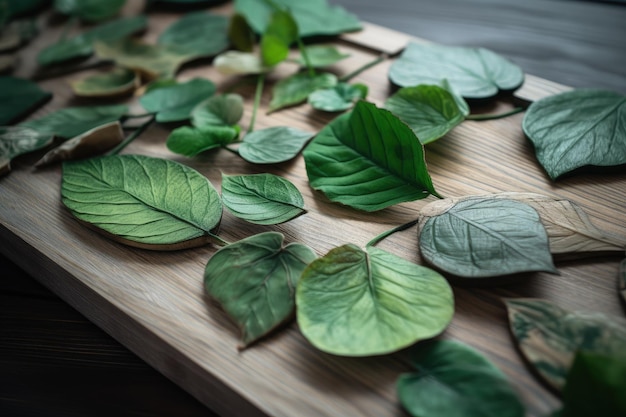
[1, 1, 625, 416]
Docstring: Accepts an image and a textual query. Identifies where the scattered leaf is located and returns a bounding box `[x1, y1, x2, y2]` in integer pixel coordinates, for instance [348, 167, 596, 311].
[522, 89, 626, 179]
[397, 340, 525, 417]
[166, 125, 238, 157]
[303, 101, 439, 211]
[213, 50, 267, 75]
[0, 126, 53, 176]
[294, 45, 349, 68]
[158, 12, 229, 58]
[418, 196, 557, 278]
[221, 173, 306, 225]
[260, 9, 298, 67]
[268, 71, 337, 113]
[71, 67, 138, 97]
[308, 82, 367, 112]
[191, 94, 244, 128]
[296, 244, 454, 356]
[139, 78, 216, 123]
[204, 232, 316, 348]
[504, 298, 626, 391]
[228, 13, 255, 53]
[35, 121, 123, 166]
[238, 126, 313, 164]
[0, 76, 52, 125]
[61, 154, 222, 250]
[389, 42, 524, 99]
[54, 0, 125, 22]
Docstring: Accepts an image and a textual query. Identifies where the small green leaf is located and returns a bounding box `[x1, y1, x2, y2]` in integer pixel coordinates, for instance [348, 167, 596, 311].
[62, 154, 222, 249]
[504, 298, 626, 392]
[308, 82, 367, 112]
[260, 10, 298, 67]
[0, 76, 51, 125]
[238, 126, 313, 164]
[0, 126, 54, 176]
[269, 71, 337, 113]
[139, 78, 216, 123]
[418, 197, 557, 277]
[191, 94, 244, 128]
[21, 104, 128, 139]
[389, 43, 524, 99]
[397, 340, 525, 417]
[166, 125, 238, 157]
[293, 45, 349, 68]
[303, 101, 439, 211]
[522, 89, 626, 179]
[228, 13, 255, 52]
[71, 67, 138, 97]
[54, 0, 125, 22]
[384, 84, 466, 144]
[204, 232, 316, 347]
[296, 244, 454, 356]
[222, 173, 305, 225]
[158, 12, 229, 58]
[213, 50, 267, 75]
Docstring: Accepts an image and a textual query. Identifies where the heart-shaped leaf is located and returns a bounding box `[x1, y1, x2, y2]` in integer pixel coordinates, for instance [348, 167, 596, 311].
[71, 67, 139, 97]
[158, 12, 229, 58]
[213, 50, 267, 76]
[260, 10, 298, 67]
[268, 72, 337, 113]
[293, 45, 349, 68]
[221, 173, 306, 225]
[166, 125, 238, 157]
[238, 126, 313, 164]
[54, 0, 125, 22]
[522, 89, 626, 179]
[191, 94, 244, 128]
[296, 244, 454, 356]
[139, 78, 216, 123]
[204, 232, 316, 348]
[0, 76, 52, 125]
[397, 340, 525, 417]
[389, 43, 524, 99]
[0, 126, 54, 176]
[61, 154, 222, 250]
[308, 82, 367, 112]
[303, 101, 439, 211]
[504, 298, 626, 392]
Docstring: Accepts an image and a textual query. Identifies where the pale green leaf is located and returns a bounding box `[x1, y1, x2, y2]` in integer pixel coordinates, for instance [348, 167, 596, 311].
[139, 78, 216, 123]
[71, 67, 138, 97]
[269, 72, 337, 113]
[238, 126, 313, 164]
[213, 50, 267, 75]
[191, 94, 244, 128]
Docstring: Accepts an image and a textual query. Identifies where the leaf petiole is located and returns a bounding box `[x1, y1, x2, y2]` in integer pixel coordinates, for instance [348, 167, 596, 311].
[367, 218, 420, 248]
[208, 232, 231, 247]
[107, 115, 155, 155]
[340, 54, 387, 83]
[297, 38, 315, 77]
[466, 107, 525, 121]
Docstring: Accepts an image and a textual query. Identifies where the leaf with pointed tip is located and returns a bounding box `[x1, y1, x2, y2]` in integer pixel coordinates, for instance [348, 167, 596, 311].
[139, 78, 216, 123]
[54, 0, 125, 22]
[61, 154, 222, 250]
[296, 244, 454, 356]
[294, 45, 349, 68]
[0, 126, 54, 176]
[222, 173, 305, 225]
[504, 298, 626, 392]
[213, 50, 267, 75]
[158, 12, 229, 58]
[71, 67, 138, 97]
[204, 232, 316, 348]
[191, 94, 244, 128]
[303, 101, 439, 211]
[0, 76, 51, 125]
[308, 82, 367, 112]
[268, 72, 337, 113]
[166, 125, 238, 157]
[238, 126, 313, 164]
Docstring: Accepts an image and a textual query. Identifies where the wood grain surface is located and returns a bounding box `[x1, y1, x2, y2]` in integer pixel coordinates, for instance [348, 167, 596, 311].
[1, 1, 625, 416]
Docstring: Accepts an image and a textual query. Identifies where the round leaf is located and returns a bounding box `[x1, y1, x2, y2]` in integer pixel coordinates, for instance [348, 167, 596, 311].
[308, 82, 367, 112]
[158, 12, 229, 58]
[71, 67, 138, 97]
[191, 94, 244, 128]
[0, 76, 52, 125]
[238, 126, 313, 164]
[139, 78, 216, 123]
[0, 126, 54, 176]
[522, 89, 626, 179]
[296, 244, 454, 356]
[221, 173, 306, 225]
[268, 72, 337, 113]
[61, 154, 222, 249]
[166, 125, 238, 157]
[205, 232, 317, 348]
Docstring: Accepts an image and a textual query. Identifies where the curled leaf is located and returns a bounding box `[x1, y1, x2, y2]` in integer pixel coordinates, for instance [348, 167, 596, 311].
[0, 126, 54, 176]
[71, 67, 139, 98]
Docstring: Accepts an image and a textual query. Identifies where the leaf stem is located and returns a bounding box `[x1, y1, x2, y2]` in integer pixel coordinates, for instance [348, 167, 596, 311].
[107, 115, 155, 155]
[466, 107, 525, 121]
[297, 38, 315, 77]
[366, 218, 420, 248]
[247, 73, 265, 134]
[340, 53, 387, 83]
[208, 232, 231, 247]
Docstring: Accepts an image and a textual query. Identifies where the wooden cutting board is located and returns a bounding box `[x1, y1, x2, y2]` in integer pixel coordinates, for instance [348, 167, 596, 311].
[2, 2, 624, 416]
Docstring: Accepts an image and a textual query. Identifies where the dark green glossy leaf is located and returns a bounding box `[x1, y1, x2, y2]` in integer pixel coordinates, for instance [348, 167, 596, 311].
[139, 78, 216, 123]
[303, 101, 439, 211]
[296, 244, 453, 356]
[0, 76, 51, 125]
[158, 12, 229, 58]
[397, 340, 525, 417]
[505, 298, 626, 392]
[191, 94, 244, 128]
[54, 0, 125, 22]
[522, 89, 626, 179]
[204, 232, 316, 347]
[228, 13, 255, 52]
[235, 0, 361, 38]
[384, 84, 466, 144]
[308, 82, 367, 112]
[62, 154, 222, 249]
[213, 50, 267, 75]
[21, 104, 128, 138]
[389, 42, 524, 99]
[71, 67, 138, 97]
[260, 10, 298, 67]
[166, 125, 238, 157]
[221, 173, 305, 225]
[294, 45, 349, 68]
[238, 126, 313, 164]
[0, 126, 53, 176]
[269, 72, 337, 113]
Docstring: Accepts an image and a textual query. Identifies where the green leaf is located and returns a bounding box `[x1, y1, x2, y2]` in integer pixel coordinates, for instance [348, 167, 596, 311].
[389, 43, 524, 99]
[21, 104, 128, 138]
[71, 67, 138, 97]
[260, 10, 298, 67]
[221, 173, 305, 225]
[296, 244, 453, 356]
[0, 76, 51, 125]
[238, 126, 313, 164]
[204, 232, 316, 347]
[522, 89, 626, 180]
[0, 126, 54, 176]
[303, 101, 439, 212]
[504, 298, 626, 392]
[293, 45, 349, 68]
[150, 0, 223, 4]
[54, 0, 125, 22]
[191, 94, 244, 128]
[308, 82, 367, 112]
[5, 0, 48, 20]
[166, 125, 238, 157]
[158, 12, 229, 58]
[139, 78, 216, 123]
[61, 154, 222, 249]
[384, 84, 466, 144]
[235, 0, 361, 38]
[213, 50, 267, 76]
[228, 13, 255, 52]
[269, 71, 337, 113]
[418, 196, 557, 278]
[397, 340, 525, 417]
